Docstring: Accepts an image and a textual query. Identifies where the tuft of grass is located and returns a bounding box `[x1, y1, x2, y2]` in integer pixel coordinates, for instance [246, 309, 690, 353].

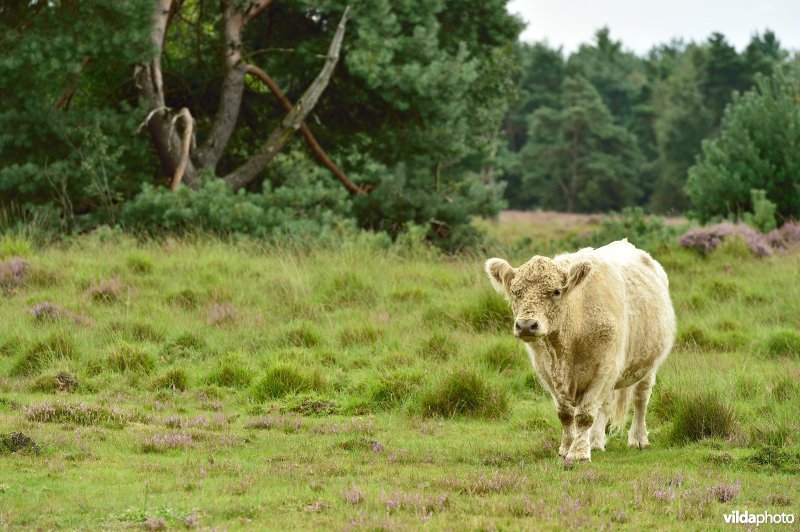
[86, 278, 123, 303]
[320, 272, 377, 308]
[747, 446, 800, 474]
[251, 363, 324, 401]
[338, 325, 380, 347]
[669, 392, 738, 444]
[459, 292, 511, 333]
[480, 341, 525, 373]
[107, 322, 165, 343]
[278, 323, 322, 348]
[30, 370, 79, 393]
[206, 353, 252, 389]
[11, 332, 78, 376]
[366, 369, 423, 410]
[763, 328, 800, 358]
[160, 333, 207, 359]
[107, 343, 156, 374]
[0, 337, 23, 357]
[418, 369, 507, 419]
[125, 253, 154, 274]
[167, 288, 201, 309]
[417, 333, 457, 360]
[152, 368, 189, 391]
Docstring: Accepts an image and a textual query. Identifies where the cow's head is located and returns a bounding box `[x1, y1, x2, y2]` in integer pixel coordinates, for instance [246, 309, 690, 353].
[485, 255, 591, 340]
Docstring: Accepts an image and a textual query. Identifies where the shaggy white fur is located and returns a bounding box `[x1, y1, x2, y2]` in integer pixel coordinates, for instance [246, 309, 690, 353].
[486, 239, 676, 462]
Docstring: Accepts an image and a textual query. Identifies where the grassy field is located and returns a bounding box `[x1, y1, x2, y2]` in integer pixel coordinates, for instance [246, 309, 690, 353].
[0, 216, 798, 529]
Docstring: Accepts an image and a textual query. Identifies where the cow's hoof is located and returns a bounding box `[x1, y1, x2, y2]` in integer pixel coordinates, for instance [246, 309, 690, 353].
[591, 442, 606, 451]
[558, 446, 569, 458]
[627, 438, 649, 449]
[565, 450, 591, 462]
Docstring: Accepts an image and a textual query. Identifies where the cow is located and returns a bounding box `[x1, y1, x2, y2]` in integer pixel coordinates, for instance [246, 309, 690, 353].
[485, 239, 676, 462]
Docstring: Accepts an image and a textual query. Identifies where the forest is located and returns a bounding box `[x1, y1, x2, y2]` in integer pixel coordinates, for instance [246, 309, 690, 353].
[1, 1, 798, 250]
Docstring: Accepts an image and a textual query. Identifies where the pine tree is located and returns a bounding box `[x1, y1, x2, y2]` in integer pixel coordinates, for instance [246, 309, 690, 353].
[521, 76, 643, 212]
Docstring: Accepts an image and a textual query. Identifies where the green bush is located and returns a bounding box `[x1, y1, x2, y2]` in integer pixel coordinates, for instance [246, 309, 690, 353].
[743, 189, 777, 232]
[686, 64, 800, 222]
[206, 354, 252, 389]
[11, 332, 78, 376]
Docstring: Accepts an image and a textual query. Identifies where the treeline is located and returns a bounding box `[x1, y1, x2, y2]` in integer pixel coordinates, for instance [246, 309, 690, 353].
[500, 28, 794, 216]
[0, 2, 798, 249]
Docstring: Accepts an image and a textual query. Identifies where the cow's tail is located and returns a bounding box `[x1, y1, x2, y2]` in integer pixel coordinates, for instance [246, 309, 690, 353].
[609, 386, 632, 434]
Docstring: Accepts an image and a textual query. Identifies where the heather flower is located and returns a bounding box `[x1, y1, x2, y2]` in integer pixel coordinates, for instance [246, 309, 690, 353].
[30, 302, 65, 322]
[382, 491, 448, 516]
[653, 486, 676, 503]
[709, 480, 741, 503]
[142, 432, 194, 452]
[23, 401, 132, 426]
[0, 257, 28, 292]
[343, 484, 364, 505]
[245, 415, 302, 433]
[208, 303, 237, 327]
[86, 278, 123, 302]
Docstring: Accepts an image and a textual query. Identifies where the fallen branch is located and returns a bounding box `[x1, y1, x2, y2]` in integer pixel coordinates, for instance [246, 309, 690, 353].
[170, 108, 194, 191]
[224, 6, 350, 191]
[245, 64, 368, 195]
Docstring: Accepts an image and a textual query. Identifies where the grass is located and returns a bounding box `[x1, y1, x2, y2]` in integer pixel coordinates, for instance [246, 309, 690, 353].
[0, 217, 799, 528]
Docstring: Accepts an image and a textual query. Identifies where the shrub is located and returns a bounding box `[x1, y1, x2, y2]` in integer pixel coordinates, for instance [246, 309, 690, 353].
[29, 302, 67, 323]
[678, 223, 771, 257]
[743, 189, 777, 232]
[0, 256, 28, 293]
[208, 303, 237, 327]
[669, 392, 738, 444]
[0, 432, 39, 454]
[30, 370, 79, 393]
[251, 363, 324, 401]
[153, 368, 189, 391]
[417, 333, 457, 360]
[763, 329, 800, 358]
[418, 369, 507, 419]
[579, 207, 679, 253]
[107, 343, 156, 373]
[142, 433, 194, 453]
[24, 401, 133, 427]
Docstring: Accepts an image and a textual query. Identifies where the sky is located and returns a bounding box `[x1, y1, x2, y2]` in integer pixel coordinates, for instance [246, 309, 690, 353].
[507, 0, 800, 55]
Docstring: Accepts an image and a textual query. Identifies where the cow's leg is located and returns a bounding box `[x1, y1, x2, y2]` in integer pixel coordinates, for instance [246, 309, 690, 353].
[628, 371, 656, 448]
[567, 376, 615, 461]
[557, 404, 575, 457]
[590, 392, 613, 451]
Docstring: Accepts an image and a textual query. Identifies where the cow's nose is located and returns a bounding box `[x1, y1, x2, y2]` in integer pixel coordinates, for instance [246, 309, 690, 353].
[515, 319, 539, 336]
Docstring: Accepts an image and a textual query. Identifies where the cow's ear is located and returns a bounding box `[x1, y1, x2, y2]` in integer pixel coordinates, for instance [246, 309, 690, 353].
[565, 260, 591, 293]
[485, 258, 515, 297]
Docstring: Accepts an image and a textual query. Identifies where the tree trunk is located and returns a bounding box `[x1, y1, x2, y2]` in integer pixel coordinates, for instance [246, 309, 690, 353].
[224, 7, 350, 191]
[136, 0, 201, 187]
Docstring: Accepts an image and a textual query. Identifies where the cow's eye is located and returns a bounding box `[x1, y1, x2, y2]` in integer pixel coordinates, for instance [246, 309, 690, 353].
[552, 289, 562, 297]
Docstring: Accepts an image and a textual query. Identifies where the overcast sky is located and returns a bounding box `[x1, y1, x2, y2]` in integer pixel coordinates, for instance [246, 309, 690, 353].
[507, 0, 800, 55]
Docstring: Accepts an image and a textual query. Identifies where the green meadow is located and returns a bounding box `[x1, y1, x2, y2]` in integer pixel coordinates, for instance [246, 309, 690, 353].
[0, 218, 798, 529]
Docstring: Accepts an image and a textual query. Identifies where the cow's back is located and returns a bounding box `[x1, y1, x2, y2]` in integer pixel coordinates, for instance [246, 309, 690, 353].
[594, 240, 676, 387]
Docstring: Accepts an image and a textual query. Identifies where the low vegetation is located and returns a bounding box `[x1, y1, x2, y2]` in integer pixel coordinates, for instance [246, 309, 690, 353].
[0, 217, 798, 528]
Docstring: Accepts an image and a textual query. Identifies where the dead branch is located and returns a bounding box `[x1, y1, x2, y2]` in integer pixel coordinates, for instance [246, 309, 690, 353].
[245, 64, 368, 195]
[224, 6, 350, 191]
[135, 0, 200, 187]
[170, 108, 194, 191]
[243, 0, 274, 24]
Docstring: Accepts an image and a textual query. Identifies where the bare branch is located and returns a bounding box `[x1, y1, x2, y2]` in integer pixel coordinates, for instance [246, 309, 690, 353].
[224, 6, 350, 191]
[136, 0, 200, 187]
[245, 64, 368, 195]
[171, 108, 195, 191]
[242, 0, 274, 25]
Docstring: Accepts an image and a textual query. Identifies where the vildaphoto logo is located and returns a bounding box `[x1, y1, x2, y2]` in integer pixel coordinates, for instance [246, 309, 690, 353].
[723, 510, 795, 526]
